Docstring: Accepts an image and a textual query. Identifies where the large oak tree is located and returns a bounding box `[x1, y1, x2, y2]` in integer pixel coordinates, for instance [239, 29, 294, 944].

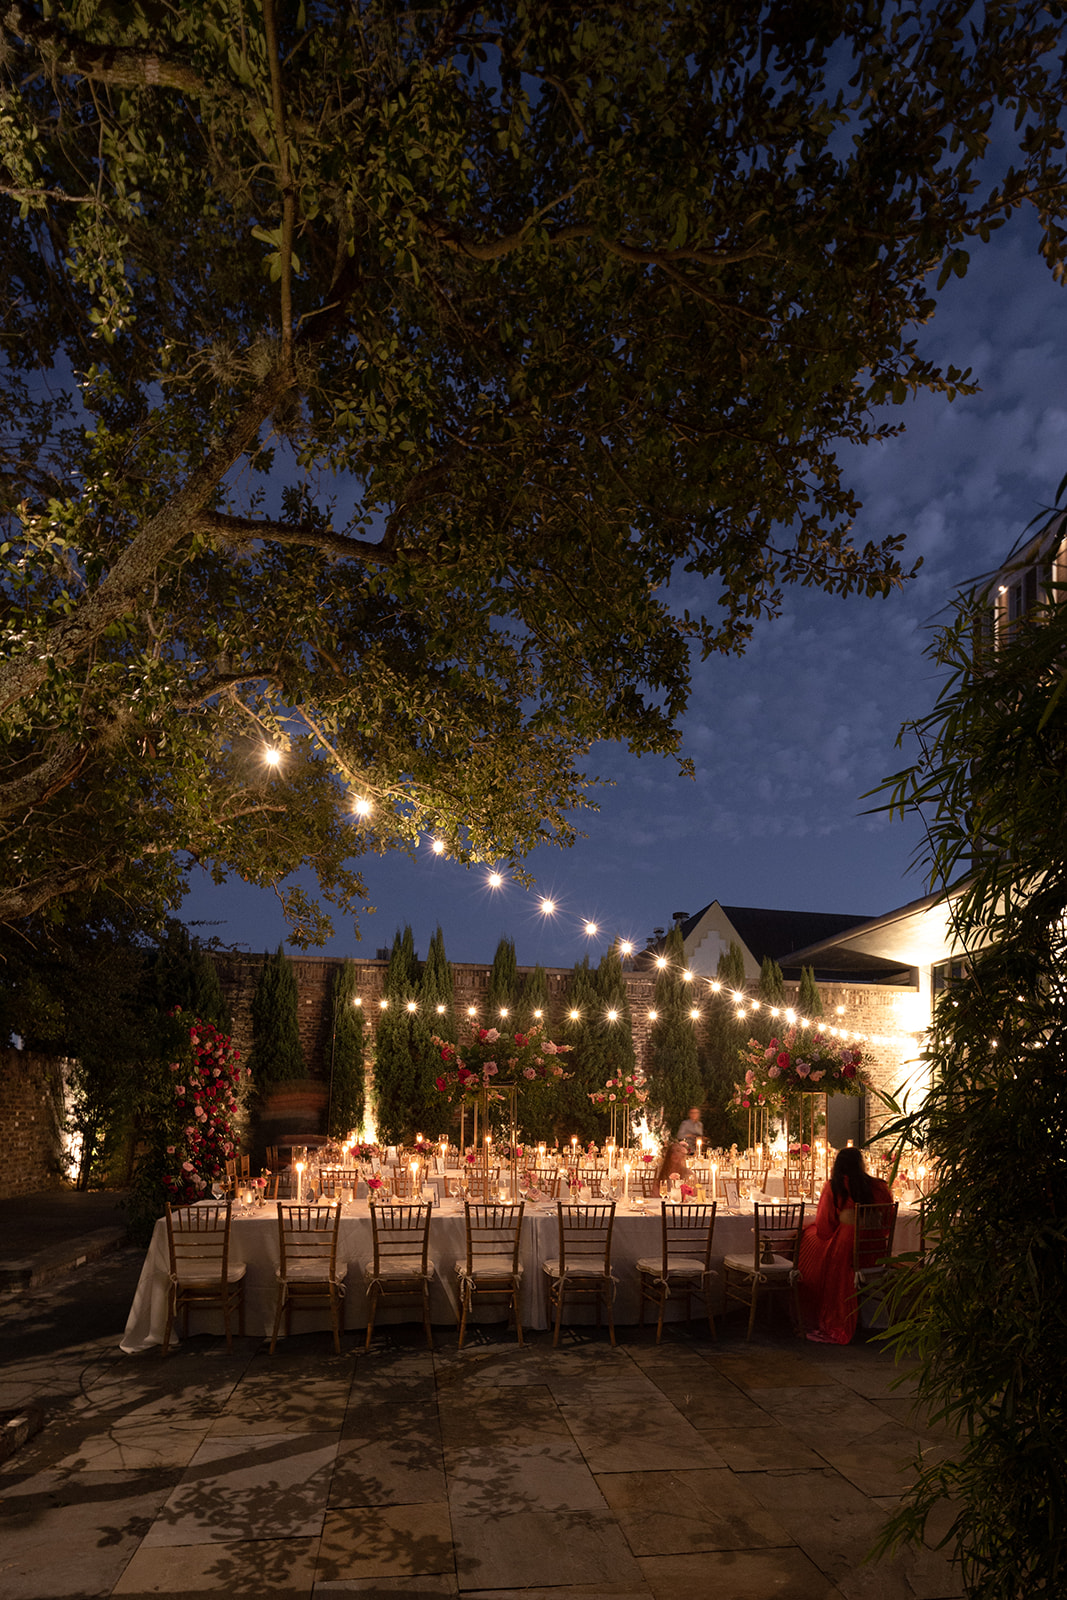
[2, 0, 1065, 940]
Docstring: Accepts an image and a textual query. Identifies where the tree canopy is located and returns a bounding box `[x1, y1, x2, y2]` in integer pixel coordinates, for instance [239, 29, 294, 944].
[3, 0, 1066, 940]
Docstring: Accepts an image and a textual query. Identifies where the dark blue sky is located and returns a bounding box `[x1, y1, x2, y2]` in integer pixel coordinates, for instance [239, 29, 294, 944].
[180, 217, 1067, 970]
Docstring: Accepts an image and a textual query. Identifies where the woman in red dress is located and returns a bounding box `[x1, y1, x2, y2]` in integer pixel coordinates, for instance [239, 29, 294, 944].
[798, 1146, 893, 1344]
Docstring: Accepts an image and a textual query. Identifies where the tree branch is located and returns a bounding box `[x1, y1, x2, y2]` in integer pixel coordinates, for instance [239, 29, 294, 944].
[202, 511, 395, 565]
[3, 0, 205, 93]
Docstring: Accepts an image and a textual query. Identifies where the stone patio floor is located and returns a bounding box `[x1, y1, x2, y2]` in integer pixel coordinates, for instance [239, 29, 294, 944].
[0, 1244, 964, 1600]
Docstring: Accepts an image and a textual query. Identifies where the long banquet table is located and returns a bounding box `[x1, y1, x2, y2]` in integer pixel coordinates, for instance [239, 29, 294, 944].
[120, 1197, 922, 1351]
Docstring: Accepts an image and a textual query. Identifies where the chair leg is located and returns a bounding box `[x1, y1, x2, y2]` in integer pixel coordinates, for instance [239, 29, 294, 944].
[457, 1285, 470, 1349]
[513, 1288, 523, 1347]
[606, 1284, 616, 1347]
[422, 1282, 434, 1349]
[365, 1286, 378, 1350]
[552, 1283, 564, 1348]
[270, 1286, 286, 1355]
[656, 1288, 666, 1344]
[747, 1282, 759, 1340]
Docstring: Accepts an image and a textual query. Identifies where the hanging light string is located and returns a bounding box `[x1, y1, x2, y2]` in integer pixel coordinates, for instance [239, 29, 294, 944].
[348, 863, 902, 1048]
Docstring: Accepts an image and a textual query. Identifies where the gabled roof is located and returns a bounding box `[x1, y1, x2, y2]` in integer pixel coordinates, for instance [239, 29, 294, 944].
[679, 902, 876, 966]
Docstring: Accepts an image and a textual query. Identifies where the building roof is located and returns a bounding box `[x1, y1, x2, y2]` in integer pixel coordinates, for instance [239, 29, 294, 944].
[678, 902, 877, 966]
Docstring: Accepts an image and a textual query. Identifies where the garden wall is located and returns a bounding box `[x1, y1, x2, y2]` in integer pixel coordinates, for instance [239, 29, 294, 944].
[0, 1049, 66, 1197]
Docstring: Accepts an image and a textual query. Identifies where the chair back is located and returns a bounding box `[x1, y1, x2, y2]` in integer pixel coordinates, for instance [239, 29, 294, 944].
[318, 1167, 360, 1198]
[463, 1201, 524, 1274]
[465, 1167, 501, 1200]
[389, 1167, 420, 1199]
[265, 1144, 281, 1170]
[165, 1201, 233, 1281]
[752, 1200, 805, 1268]
[555, 1201, 615, 1274]
[736, 1165, 770, 1192]
[370, 1202, 432, 1275]
[276, 1202, 342, 1278]
[260, 1172, 281, 1199]
[528, 1166, 562, 1197]
[660, 1201, 717, 1273]
[635, 1167, 660, 1198]
[783, 1171, 816, 1199]
[853, 1200, 899, 1271]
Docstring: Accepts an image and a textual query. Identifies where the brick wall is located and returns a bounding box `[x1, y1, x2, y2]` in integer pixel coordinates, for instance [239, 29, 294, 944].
[0, 1049, 65, 1197]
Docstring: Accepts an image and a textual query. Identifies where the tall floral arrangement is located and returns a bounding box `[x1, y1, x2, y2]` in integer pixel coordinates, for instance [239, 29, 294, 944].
[587, 1072, 647, 1108]
[162, 1017, 249, 1203]
[433, 1022, 571, 1102]
[733, 1027, 872, 1108]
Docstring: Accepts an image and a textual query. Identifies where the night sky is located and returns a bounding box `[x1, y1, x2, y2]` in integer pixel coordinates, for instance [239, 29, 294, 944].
[180, 215, 1067, 971]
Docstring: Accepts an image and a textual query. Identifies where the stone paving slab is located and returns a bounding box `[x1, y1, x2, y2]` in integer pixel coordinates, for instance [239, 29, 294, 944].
[0, 1248, 968, 1600]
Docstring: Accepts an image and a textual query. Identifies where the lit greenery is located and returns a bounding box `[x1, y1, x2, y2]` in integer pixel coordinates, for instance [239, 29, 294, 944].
[3, 2, 1066, 939]
[326, 958, 365, 1140]
[248, 944, 304, 1102]
[647, 926, 702, 1135]
[873, 540, 1067, 1599]
[700, 939, 748, 1148]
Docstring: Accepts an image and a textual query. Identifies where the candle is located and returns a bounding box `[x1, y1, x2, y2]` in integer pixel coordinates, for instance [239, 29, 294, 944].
[696, 1137, 703, 1158]
[571, 1136, 578, 1154]
[294, 1160, 305, 1204]
[623, 1162, 631, 1202]
[711, 1163, 718, 1199]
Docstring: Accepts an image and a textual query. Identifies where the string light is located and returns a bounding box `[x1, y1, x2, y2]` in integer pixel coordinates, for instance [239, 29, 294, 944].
[487, 871, 504, 888]
[431, 838, 446, 855]
[353, 797, 372, 817]
[263, 747, 282, 767]
[584, 920, 599, 936]
[540, 898, 556, 915]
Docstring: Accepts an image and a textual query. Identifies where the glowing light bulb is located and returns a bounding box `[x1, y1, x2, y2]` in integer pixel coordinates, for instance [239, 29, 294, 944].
[655, 955, 667, 969]
[533, 1008, 543, 1018]
[690, 1007, 701, 1020]
[436, 1004, 446, 1014]
[467, 1005, 477, 1016]
[682, 970, 693, 982]
[406, 1000, 417, 1013]
[584, 920, 598, 936]
[620, 941, 634, 956]
[353, 797, 372, 817]
[499, 1007, 508, 1019]
[648, 1009, 658, 1022]
[379, 999, 388, 1010]
[352, 997, 362, 1008]
[568, 1008, 580, 1020]
[263, 747, 282, 767]
[540, 897, 556, 915]
[607, 1009, 618, 1022]
[431, 838, 446, 855]
[487, 871, 504, 888]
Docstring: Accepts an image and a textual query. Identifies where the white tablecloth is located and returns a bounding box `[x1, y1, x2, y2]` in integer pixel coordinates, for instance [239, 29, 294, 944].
[120, 1200, 921, 1350]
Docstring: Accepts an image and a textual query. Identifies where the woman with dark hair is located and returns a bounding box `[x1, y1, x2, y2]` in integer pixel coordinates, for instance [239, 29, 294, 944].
[798, 1146, 894, 1344]
[655, 1140, 690, 1191]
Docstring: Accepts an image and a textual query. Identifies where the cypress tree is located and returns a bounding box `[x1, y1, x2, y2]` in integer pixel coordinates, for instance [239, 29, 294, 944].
[798, 966, 824, 1021]
[148, 919, 231, 1030]
[248, 944, 304, 1103]
[327, 959, 365, 1140]
[513, 965, 556, 1145]
[646, 927, 702, 1138]
[700, 940, 749, 1149]
[557, 959, 602, 1145]
[485, 935, 518, 1025]
[596, 942, 638, 1136]
[517, 963, 551, 1030]
[752, 956, 786, 1046]
[412, 926, 454, 1137]
[372, 927, 421, 1144]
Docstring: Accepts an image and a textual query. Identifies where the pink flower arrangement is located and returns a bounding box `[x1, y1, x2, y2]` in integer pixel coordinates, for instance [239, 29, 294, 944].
[433, 1022, 571, 1101]
[162, 1016, 247, 1205]
[732, 1027, 872, 1108]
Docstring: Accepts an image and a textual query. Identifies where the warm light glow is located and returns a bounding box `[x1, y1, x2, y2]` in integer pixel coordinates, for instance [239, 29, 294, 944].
[352, 997, 362, 1007]
[406, 1000, 417, 1013]
[263, 747, 282, 767]
[584, 920, 598, 935]
[836, 1004, 845, 1015]
[569, 1008, 580, 1020]
[785, 1008, 797, 1023]
[353, 796, 372, 817]
[655, 955, 667, 969]
[606, 1009, 618, 1022]
[682, 970, 693, 982]
[620, 941, 634, 955]
[487, 871, 504, 888]
[431, 837, 446, 855]
[499, 1007, 509, 1018]
[710, 981, 721, 992]
[540, 897, 556, 915]
[379, 999, 388, 1010]
[648, 1009, 658, 1022]
[689, 1007, 700, 1020]
[533, 1008, 543, 1019]
[436, 1003, 446, 1014]
[467, 1004, 477, 1016]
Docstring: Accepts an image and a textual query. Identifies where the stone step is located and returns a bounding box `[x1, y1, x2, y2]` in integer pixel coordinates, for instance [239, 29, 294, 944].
[0, 1225, 129, 1291]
